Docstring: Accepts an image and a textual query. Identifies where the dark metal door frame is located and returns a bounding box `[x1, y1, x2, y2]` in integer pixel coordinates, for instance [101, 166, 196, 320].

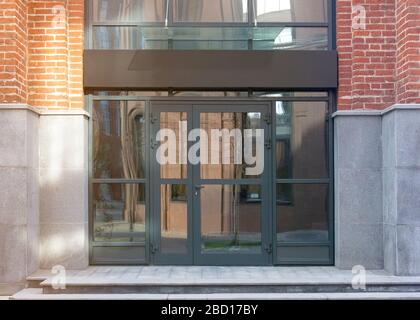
[150, 100, 273, 266]
[150, 103, 194, 265]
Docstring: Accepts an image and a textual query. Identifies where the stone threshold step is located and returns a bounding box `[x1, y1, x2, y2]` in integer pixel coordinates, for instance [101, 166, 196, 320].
[40, 283, 420, 295]
[11, 289, 420, 300]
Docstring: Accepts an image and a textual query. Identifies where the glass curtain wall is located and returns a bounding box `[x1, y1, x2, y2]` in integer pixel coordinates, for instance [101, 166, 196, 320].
[88, 0, 331, 50]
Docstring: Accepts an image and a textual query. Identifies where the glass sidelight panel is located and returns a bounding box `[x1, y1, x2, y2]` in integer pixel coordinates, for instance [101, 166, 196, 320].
[158, 112, 188, 179]
[200, 184, 262, 253]
[200, 112, 264, 180]
[93, 184, 146, 242]
[93, 101, 146, 179]
[275, 101, 328, 179]
[160, 184, 188, 254]
[276, 184, 329, 243]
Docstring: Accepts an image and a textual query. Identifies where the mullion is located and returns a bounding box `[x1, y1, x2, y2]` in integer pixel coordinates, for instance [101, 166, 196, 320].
[158, 179, 188, 184]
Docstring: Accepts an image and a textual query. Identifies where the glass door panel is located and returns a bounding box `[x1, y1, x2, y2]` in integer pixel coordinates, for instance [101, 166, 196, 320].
[151, 105, 193, 265]
[193, 104, 272, 265]
[151, 102, 272, 265]
[200, 184, 262, 254]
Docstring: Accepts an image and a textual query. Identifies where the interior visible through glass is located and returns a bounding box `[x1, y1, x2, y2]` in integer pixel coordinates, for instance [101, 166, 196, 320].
[200, 112, 264, 180]
[89, 0, 331, 50]
[275, 101, 328, 179]
[93, 183, 146, 242]
[160, 184, 188, 254]
[159, 112, 188, 179]
[276, 184, 329, 243]
[200, 184, 262, 253]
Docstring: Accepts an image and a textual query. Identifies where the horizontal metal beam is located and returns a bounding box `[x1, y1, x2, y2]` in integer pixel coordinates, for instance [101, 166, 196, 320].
[84, 50, 338, 90]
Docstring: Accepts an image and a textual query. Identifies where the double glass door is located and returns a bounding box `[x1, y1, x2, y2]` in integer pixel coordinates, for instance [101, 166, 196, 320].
[150, 101, 272, 265]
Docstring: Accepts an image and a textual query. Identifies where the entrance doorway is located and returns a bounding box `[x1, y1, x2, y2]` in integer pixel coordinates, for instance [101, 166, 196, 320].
[150, 101, 272, 265]
[89, 93, 334, 266]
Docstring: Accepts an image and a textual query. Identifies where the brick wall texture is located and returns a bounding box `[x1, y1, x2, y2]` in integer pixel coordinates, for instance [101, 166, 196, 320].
[0, 1, 419, 110]
[337, 0, 420, 110]
[0, 0, 84, 109]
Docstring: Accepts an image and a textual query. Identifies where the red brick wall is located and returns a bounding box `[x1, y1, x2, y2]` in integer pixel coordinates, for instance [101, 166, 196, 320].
[0, 0, 84, 109]
[337, 0, 420, 110]
[0, 0, 27, 103]
[395, 0, 420, 104]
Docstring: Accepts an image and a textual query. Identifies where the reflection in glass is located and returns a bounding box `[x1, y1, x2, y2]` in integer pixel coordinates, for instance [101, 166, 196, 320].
[92, 26, 328, 50]
[171, 91, 249, 97]
[92, 0, 166, 22]
[161, 184, 188, 254]
[200, 112, 263, 179]
[275, 101, 328, 179]
[253, 91, 328, 98]
[252, 27, 328, 50]
[174, 0, 248, 23]
[93, 26, 139, 49]
[93, 101, 146, 179]
[93, 184, 146, 242]
[255, 0, 328, 23]
[169, 26, 249, 50]
[201, 185, 262, 253]
[277, 184, 329, 242]
[159, 112, 188, 179]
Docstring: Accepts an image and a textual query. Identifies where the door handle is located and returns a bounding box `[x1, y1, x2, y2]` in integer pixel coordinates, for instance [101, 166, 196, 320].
[194, 185, 205, 196]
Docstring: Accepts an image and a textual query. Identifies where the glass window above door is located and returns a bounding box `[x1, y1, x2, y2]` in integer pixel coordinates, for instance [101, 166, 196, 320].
[87, 0, 333, 50]
[173, 0, 248, 23]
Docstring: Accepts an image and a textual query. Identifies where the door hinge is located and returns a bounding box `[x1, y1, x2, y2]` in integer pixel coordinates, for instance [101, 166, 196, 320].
[263, 113, 272, 124]
[150, 113, 158, 124]
[151, 139, 159, 150]
[265, 138, 272, 149]
[150, 243, 159, 254]
[264, 243, 273, 254]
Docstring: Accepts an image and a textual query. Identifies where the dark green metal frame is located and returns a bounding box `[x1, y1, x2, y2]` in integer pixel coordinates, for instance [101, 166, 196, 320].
[88, 93, 335, 266]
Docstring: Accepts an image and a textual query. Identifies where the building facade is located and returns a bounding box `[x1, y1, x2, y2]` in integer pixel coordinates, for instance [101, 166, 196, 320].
[0, 0, 419, 295]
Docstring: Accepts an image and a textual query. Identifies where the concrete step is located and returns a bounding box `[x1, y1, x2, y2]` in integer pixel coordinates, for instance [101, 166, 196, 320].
[40, 281, 420, 295]
[30, 267, 420, 295]
[11, 288, 420, 300]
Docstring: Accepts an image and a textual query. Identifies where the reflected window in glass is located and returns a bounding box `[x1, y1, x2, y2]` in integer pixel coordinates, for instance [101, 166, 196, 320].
[93, 101, 146, 179]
